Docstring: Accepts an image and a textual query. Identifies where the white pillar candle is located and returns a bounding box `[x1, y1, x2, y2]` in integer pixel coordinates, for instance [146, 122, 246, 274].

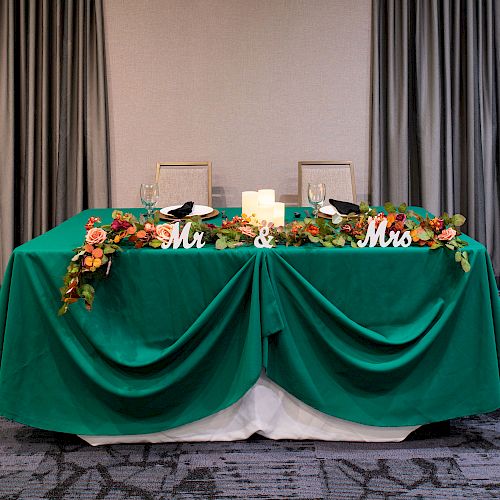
[257, 202, 275, 224]
[242, 191, 259, 217]
[258, 189, 275, 205]
[273, 202, 285, 227]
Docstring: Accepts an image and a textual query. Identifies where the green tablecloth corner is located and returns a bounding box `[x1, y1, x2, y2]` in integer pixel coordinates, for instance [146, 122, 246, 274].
[0, 207, 499, 434]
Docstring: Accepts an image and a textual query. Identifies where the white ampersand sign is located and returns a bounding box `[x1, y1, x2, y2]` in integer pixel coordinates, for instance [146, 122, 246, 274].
[254, 226, 274, 248]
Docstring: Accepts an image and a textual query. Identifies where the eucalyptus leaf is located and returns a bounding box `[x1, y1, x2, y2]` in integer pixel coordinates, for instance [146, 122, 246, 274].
[81, 284, 95, 295]
[58, 304, 69, 316]
[417, 229, 430, 241]
[461, 259, 471, 272]
[451, 214, 466, 227]
[359, 201, 369, 213]
[148, 239, 162, 248]
[215, 237, 227, 250]
[384, 202, 396, 213]
[455, 251, 462, 262]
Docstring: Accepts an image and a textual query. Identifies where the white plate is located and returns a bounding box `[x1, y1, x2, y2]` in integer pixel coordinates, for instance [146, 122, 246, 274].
[160, 204, 213, 217]
[319, 205, 341, 217]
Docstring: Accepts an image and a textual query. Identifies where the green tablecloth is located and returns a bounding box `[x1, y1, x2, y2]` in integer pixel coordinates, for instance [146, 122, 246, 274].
[0, 207, 499, 435]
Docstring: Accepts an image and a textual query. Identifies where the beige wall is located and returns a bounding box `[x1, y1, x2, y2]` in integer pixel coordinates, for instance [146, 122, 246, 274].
[104, 0, 372, 208]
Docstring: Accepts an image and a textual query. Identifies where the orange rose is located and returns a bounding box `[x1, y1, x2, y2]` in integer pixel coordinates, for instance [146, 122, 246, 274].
[306, 225, 320, 236]
[155, 224, 173, 243]
[92, 247, 103, 258]
[85, 227, 107, 245]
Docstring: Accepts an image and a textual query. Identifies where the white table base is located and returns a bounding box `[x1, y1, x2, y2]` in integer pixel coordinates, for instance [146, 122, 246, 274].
[79, 375, 419, 445]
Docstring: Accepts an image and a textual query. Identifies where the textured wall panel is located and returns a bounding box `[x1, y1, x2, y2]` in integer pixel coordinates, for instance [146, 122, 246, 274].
[104, 0, 371, 207]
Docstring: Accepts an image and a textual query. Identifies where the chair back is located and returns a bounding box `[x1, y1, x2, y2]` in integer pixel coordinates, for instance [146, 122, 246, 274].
[298, 161, 356, 206]
[155, 162, 212, 207]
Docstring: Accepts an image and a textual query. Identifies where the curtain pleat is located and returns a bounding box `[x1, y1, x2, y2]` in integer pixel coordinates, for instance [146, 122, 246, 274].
[0, 0, 110, 283]
[0, 0, 15, 283]
[371, 0, 500, 281]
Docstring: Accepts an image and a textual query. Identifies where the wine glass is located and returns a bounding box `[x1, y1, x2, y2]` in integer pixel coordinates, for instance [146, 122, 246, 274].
[140, 183, 159, 220]
[307, 183, 326, 217]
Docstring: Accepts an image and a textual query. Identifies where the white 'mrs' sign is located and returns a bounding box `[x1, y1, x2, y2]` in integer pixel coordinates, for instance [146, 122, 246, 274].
[357, 220, 412, 248]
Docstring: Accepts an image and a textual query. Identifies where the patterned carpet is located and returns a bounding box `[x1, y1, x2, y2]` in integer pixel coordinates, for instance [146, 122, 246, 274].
[0, 411, 499, 499]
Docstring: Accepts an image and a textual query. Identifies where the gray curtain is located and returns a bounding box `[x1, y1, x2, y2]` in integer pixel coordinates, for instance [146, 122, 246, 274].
[371, 0, 500, 281]
[0, 0, 110, 282]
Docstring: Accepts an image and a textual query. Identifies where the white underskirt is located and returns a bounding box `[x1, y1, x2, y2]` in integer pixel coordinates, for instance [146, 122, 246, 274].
[79, 375, 419, 445]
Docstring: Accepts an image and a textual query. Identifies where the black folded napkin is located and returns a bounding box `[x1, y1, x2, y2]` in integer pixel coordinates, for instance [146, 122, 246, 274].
[168, 201, 194, 218]
[328, 199, 360, 215]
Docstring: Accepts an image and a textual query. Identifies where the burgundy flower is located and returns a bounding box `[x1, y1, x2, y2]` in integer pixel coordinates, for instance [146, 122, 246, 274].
[111, 219, 132, 231]
[395, 213, 406, 222]
[341, 224, 352, 234]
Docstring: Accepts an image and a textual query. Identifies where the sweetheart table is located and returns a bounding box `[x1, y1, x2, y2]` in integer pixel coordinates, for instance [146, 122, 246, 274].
[0, 207, 498, 444]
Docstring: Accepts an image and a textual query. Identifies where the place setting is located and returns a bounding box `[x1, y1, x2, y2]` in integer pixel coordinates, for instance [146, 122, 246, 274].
[305, 181, 362, 222]
[140, 182, 219, 221]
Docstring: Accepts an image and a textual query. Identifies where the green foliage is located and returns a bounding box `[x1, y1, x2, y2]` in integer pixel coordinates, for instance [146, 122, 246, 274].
[148, 239, 162, 248]
[215, 236, 228, 250]
[59, 202, 472, 315]
[384, 202, 397, 213]
[359, 201, 370, 214]
[451, 214, 466, 227]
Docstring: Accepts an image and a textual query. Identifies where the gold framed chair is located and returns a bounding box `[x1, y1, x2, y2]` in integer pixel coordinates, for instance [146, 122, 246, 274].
[155, 162, 212, 207]
[298, 161, 356, 206]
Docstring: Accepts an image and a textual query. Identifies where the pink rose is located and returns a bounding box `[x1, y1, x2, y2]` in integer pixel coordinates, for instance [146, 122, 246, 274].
[238, 226, 256, 238]
[437, 228, 457, 241]
[155, 224, 173, 243]
[85, 227, 107, 245]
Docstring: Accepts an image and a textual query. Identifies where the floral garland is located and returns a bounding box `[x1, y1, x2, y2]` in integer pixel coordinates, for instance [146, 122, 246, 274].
[59, 202, 469, 315]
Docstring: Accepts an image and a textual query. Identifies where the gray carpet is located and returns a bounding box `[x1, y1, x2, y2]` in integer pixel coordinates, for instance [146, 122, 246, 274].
[0, 411, 499, 499]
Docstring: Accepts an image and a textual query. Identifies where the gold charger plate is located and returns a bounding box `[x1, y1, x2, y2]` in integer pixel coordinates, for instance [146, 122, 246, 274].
[318, 211, 333, 220]
[158, 209, 220, 221]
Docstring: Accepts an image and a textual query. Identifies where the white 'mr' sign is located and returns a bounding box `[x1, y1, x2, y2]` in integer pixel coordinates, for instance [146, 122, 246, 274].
[161, 222, 205, 249]
[357, 219, 412, 248]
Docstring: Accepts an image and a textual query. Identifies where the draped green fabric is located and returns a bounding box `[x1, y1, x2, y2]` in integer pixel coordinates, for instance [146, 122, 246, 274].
[0, 207, 499, 434]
